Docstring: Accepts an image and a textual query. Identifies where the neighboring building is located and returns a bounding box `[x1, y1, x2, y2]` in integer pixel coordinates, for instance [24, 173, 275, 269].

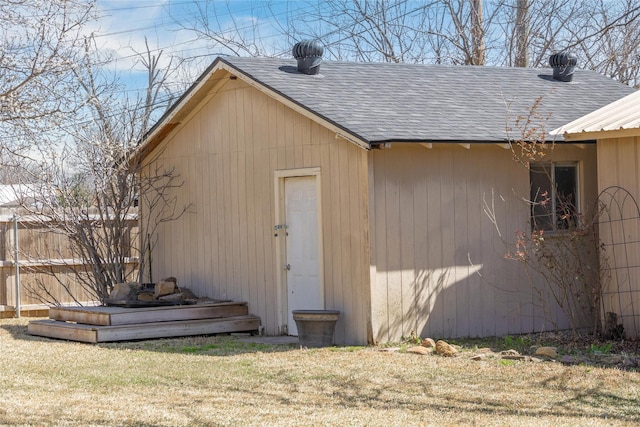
[135, 46, 634, 345]
[0, 184, 40, 208]
[553, 89, 640, 337]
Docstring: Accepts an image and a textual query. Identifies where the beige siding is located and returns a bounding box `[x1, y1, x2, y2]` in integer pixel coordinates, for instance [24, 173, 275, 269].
[597, 136, 640, 337]
[141, 78, 371, 345]
[369, 143, 599, 342]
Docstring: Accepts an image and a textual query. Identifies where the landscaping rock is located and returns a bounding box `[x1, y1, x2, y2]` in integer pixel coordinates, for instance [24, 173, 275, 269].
[560, 355, 578, 365]
[535, 347, 558, 359]
[501, 349, 521, 357]
[137, 292, 155, 301]
[407, 346, 432, 355]
[159, 292, 186, 302]
[180, 287, 199, 300]
[471, 354, 487, 361]
[503, 354, 527, 361]
[109, 282, 140, 300]
[600, 355, 624, 366]
[154, 280, 177, 299]
[622, 357, 638, 369]
[378, 347, 400, 353]
[421, 338, 436, 348]
[435, 340, 458, 357]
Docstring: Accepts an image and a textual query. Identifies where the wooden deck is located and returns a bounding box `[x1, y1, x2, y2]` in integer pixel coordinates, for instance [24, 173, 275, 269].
[28, 301, 261, 343]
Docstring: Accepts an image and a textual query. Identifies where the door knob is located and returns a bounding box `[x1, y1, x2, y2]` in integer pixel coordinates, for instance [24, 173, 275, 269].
[284, 264, 291, 271]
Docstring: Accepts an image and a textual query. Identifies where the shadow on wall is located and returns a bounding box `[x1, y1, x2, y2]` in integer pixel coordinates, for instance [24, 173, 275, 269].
[376, 262, 572, 342]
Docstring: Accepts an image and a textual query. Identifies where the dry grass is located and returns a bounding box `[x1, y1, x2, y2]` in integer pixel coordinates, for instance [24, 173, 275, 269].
[1, 318, 639, 426]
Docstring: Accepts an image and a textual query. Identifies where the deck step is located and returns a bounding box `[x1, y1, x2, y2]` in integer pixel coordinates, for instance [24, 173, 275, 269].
[49, 302, 249, 326]
[28, 314, 261, 343]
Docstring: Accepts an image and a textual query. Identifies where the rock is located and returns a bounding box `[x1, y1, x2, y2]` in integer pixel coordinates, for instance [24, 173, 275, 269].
[535, 347, 558, 359]
[622, 357, 638, 368]
[435, 340, 458, 357]
[109, 282, 140, 300]
[501, 349, 521, 357]
[407, 346, 432, 355]
[600, 355, 624, 366]
[137, 292, 155, 301]
[471, 354, 487, 361]
[154, 280, 177, 299]
[503, 354, 527, 361]
[161, 276, 178, 284]
[560, 355, 578, 365]
[378, 347, 400, 353]
[421, 338, 436, 348]
[180, 287, 199, 300]
[158, 292, 186, 302]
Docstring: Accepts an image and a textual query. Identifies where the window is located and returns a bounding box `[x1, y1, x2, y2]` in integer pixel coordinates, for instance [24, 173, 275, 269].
[530, 162, 578, 231]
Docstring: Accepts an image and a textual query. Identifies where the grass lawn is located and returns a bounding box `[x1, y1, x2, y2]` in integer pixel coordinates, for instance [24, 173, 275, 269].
[1, 318, 639, 426]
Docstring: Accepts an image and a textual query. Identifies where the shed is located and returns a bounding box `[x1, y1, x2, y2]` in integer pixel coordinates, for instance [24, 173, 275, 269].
[553, 89, 640, 337]
[136, 53, 634, 345]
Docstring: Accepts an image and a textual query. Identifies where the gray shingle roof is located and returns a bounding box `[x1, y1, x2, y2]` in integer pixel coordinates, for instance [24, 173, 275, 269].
[221, 56, 635, 144]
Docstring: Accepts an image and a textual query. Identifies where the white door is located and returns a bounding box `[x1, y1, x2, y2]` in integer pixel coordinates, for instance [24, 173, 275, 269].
[284, 176, 322, 335]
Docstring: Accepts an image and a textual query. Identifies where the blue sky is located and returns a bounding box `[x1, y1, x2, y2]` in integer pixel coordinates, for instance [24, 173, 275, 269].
[91, 1, 313, 95]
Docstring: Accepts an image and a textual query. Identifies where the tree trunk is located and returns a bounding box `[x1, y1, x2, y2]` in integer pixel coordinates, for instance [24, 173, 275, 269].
[470, 0, 485, 65]
[515, 0, 530, 67]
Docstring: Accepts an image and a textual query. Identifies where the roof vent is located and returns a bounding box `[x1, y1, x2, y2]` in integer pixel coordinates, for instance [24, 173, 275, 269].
[549, 51, 578, 82]
[292, 40, 323, 75]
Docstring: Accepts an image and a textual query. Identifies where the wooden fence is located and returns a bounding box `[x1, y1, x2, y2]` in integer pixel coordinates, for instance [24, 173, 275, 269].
[0, 208, 138, 318]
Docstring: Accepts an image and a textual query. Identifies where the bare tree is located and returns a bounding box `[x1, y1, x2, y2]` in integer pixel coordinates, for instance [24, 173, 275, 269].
[573, 0, 640, 87]
[12, 37, 186, 305]
[0, 0, 95, 154]
[170, 0, 640, 86]
[483, 97, 608, 337]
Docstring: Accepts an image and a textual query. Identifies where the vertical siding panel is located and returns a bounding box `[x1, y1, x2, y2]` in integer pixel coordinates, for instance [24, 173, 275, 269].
[251, 91, 267, 324]
[199, 119, 212, 297]
[294, 114, 305, 168]
[267, 147, 280, 330]
[243, 89, 256, 307]
[348, 143, 364, 344]
[372, 151, 387, 348]
[453, 149, 470, 337]
[399, 147, 416, 336]
[320, 135, 334, 312]
[204, 152, 216, 298]
[356, 147, 371, 345]
[384, 148, 402, 341]
[465, 147, 483, 337]
[411, 147, 429, 337]
[439, 147, 456, 337]
[188, 154, 199, 289]
[236, 87, 250, 303]
[425, 148, 443, 338]
[478, 149, 497, 337]
[303, 120, 315, 167]
[237, 151, 249, 301]
[227, 89, 240, 299]
[229, 114, 241, 300]
[329, 140, 344, 337]
[338, 142, 354, 342]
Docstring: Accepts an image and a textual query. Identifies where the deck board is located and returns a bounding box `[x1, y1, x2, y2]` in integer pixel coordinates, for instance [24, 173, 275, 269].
[28, 315, 261, 343]
[49, 302, 249, 326]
